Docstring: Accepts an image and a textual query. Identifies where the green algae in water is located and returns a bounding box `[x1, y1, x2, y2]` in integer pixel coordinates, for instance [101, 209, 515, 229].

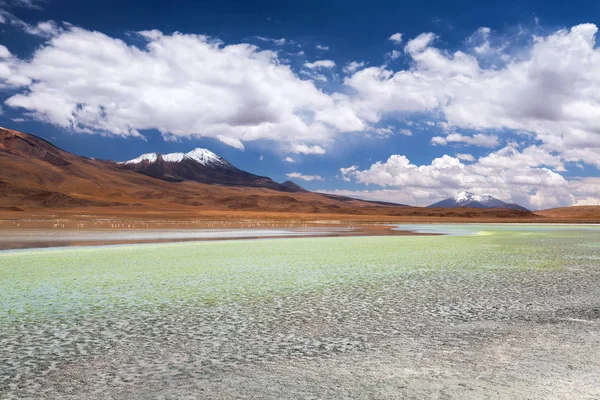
[1, 224, 599, 323]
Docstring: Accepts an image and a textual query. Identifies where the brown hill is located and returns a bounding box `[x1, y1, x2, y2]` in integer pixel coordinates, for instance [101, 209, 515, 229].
[536, 206, 600, 220]
[0, 126, 543, 221]
[0, 126, 398, 214]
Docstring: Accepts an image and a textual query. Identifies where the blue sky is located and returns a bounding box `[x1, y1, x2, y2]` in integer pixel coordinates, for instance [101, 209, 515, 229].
[1, 0, 600, 209]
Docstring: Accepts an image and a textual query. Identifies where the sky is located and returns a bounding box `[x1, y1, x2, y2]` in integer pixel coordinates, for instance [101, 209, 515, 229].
[1, 0, 600, 210]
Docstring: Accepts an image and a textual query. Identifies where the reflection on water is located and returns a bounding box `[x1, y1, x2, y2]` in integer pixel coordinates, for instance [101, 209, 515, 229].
[0, 228, 353, 251]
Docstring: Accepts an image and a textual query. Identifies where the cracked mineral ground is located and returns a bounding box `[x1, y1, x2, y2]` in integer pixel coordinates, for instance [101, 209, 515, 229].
[1, 224, 599, 399]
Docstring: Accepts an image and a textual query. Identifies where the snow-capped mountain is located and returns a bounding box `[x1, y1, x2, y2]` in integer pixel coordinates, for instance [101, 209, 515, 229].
[427, 191, 529, 211]
[118, 148, 302, 191]
[121, 148, 230, 168]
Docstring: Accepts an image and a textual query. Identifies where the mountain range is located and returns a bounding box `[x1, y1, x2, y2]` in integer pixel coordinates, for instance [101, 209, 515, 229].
[2, 126, 590, 220]
[428, 191, 529, 211]
[0, 126, 411, 215]
[118, 149, 304, 191]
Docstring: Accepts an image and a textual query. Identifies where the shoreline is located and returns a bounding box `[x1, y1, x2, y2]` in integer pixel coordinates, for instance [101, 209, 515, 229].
[0, 225, 440, 251]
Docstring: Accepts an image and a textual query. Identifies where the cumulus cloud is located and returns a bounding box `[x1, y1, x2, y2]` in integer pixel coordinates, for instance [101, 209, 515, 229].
[304, 59, 336, 69]
[569, 177, 600, 206]
[3, 19, 600, 184]
[2, 27, 362, 150]
[431, 133, 499, 147]
[284, 156, 296, 163]
[316, 44, 329, 51]
[456, 153, 475, 162]
[0, 45, 30, 87]
[338, 144, 578, 209]
[287, 172, 323, 181]
[345, 24, 600, 167]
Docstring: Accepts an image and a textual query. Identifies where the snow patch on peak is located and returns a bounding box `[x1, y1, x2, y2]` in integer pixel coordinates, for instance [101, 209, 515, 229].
[121, 152, 158, 164]
[162, 152, 186, 162]
[185, 148, 226, 166]
[120, 148, 229, 167]
[455, 191, 492, 203]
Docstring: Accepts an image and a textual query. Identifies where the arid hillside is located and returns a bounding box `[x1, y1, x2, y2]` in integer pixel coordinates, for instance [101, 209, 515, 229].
[1, 127, 596, 223]
[535, 206, 600, 220]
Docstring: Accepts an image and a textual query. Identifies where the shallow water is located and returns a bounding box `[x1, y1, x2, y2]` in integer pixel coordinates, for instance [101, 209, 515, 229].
[394, 223, 600, 236]
[0, 227, 353, 251]
[1, 224, 599, 399]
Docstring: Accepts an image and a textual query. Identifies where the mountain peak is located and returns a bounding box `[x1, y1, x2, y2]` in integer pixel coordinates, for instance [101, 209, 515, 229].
[121, 148, 229, 167]
[454, 191, 493, 203]
[429, 191, 529, 211]
[185, 148, 227, 166]
[123, 152, 159, 165]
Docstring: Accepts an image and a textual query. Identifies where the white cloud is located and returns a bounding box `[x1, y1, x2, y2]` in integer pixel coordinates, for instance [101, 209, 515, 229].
[372, 126, 412, 137]
[284, 156, 296, 163]
[259, 155, 264, 161]
[254, 36, 286, 45]
[304, 59, 336, 69]
[574, 198, 600, 206]
[287, 144, 327, 154]
[0, 45, 10, 58]
[343, 61, 365, 74]
[3, 20, 600, 179]
[300, 69, 328, 83]
[338, 165, 358, 182]
[1, 0, 43, 9]
[345, 24, 600, 168]
[3, 28, 361, 150]
[338, 144, 579, 209]
[388, 50, 402, 60]
[372, 126, 393, 136]
[431, 133, 499, 147]
[569, 177, 600, 206]
[316, 44, 329, 51]
[456, 153, 475, 162]
[389, 33, 403, 44]
[0, 45, 30, 87]
[0, 10, 61, 38]
[287, 172, 323, 181]
[404, 32, 436, 54]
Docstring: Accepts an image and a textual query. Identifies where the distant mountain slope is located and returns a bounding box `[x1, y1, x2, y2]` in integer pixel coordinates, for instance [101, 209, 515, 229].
[428, 191, 529, 211]
[0, 127, 542, 220]
[280, 180, 308, 192]
[117, 149, 301, 191]
[0, 127, 414, 214]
